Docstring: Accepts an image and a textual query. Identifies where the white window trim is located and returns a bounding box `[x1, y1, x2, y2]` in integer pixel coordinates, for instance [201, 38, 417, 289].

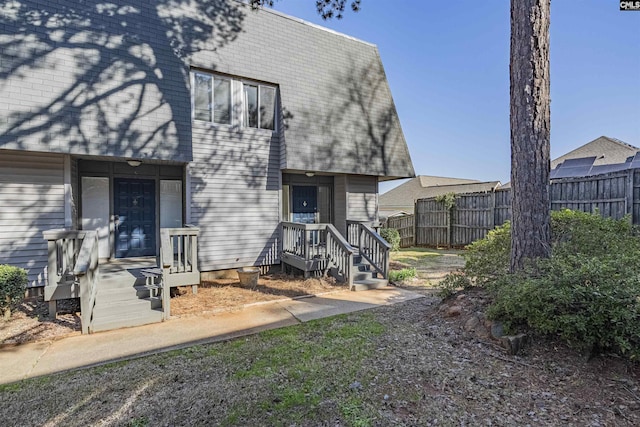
[239, 79, 277, 132]
[190, 71, 233, 127]
[190, 69, 278, 132]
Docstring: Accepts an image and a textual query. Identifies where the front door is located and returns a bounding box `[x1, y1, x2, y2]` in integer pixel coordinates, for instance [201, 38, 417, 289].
[114, 178, 156, 258]
[291, 186, 317, 224]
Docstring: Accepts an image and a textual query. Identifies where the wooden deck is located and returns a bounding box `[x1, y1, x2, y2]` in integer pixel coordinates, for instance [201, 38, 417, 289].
[43, 227, 200, 333]
[281, 221, 391, 291]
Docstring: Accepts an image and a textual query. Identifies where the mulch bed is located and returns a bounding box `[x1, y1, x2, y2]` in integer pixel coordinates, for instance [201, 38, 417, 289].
[0, 274, 343, 345]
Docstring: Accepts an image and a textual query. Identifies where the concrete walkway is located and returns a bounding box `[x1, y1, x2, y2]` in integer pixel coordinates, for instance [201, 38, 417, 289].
[0, 287, 423, 385]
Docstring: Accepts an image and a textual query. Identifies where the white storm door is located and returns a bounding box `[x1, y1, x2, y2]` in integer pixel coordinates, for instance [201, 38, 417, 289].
[81, 177, 110, 258]
[160, 180, 183, 228]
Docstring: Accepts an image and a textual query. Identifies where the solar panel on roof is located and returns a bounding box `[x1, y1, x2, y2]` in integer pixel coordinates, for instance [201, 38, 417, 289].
[558, 157, 597, 168]
[627, 152, 640, 170]
[550, 157, 596, 179]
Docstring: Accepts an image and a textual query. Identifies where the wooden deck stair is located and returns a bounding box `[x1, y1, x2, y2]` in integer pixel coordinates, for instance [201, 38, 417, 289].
[351, 251, 389, 291]
[89, 265, 164, 333]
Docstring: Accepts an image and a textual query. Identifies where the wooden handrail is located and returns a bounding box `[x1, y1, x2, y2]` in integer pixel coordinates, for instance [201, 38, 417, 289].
[75, 231, 99, 334]
[351, 222, 391, 279]
[325, 224, 354, 286]
[43, 229, 99, 333]
[159, 226, 201, 319]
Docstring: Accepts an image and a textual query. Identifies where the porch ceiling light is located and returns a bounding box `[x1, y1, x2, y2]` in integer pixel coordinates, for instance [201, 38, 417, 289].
[305, 171, 315, 177]
[127, 160, 142, 167]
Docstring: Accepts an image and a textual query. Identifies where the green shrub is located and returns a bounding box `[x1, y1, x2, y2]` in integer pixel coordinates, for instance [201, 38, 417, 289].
[389, 267, 416, 283]
[463, 221, 511, 285]
[472, 210, 640, 359]
[380, 227, 401, 252]
[0, 265, 27, 319]
[437, 271, 472, 299]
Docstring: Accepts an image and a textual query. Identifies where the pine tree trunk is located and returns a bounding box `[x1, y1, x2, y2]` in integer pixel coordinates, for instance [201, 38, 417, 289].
[509, 0, 551, 271]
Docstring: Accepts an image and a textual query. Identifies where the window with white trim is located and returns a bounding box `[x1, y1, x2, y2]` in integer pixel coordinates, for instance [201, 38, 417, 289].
[192, 71, 231, 125]
[242, 83, 276, 130]
[191, 70, 277, 131]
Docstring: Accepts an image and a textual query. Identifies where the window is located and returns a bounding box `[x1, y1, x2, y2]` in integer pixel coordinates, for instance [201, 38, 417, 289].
[191, 70, 277, 130]
[192, 71, 231, 125]
[243, 83, 276, 130]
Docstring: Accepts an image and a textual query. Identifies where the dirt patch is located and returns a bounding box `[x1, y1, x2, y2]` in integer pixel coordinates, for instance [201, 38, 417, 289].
[0, 298, 81, 345]
[170, 274, 344, 317]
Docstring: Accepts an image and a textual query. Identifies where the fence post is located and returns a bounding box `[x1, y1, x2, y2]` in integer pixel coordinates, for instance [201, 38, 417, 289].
[490, 192, 496, 230]
[626, 169, 634, 223]
[446, 205, 451, 249]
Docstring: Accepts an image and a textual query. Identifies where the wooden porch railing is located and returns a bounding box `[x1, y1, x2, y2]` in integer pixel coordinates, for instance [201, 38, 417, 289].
[160, 226, 200, 319]
[43, 229, 99, 334]
[346, 220, 391, 279]
[325, 224, 354, 286]
[281, 222, 354, 284]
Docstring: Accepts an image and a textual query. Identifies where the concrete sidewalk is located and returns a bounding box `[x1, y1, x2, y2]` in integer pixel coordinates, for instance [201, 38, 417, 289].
[0, 287, 423, 385]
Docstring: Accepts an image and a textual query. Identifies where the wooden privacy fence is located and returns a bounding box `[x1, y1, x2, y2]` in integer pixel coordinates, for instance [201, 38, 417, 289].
[386, 215, 415, 248]
[386, 169, 640, 248]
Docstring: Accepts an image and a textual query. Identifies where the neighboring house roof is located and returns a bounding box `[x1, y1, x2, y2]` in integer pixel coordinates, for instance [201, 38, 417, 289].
[379, 175, 500, 211]
[199, 3, 415, 179]
[503, 136, 639, 186]
[551, 136, 639, 170]
[380, 175, 480, 209]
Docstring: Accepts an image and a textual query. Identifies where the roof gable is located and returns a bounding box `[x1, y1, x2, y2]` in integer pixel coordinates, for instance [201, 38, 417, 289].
[552, 136, 639, 169]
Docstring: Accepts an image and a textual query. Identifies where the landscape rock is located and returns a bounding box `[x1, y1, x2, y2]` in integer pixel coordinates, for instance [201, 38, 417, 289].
[445, 305, 462, 317]
[501, 333, 528, 355]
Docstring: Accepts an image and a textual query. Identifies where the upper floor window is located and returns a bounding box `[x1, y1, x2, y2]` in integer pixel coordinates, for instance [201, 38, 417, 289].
[192, 72, 231, 125]
[242, 84, 276, 130]
[191, 69, 277, 131]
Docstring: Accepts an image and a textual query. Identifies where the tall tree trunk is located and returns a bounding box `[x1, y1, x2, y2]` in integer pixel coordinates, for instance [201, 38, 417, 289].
[509, 0, 551, 272]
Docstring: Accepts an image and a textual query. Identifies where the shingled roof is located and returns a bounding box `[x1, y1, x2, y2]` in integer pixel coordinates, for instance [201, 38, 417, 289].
[551, 136, 639, 170]
[196, 2, 415, 179]
[380, 176, 501, 215]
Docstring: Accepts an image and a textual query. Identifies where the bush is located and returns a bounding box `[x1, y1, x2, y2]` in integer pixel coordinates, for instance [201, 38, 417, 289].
[380, 227, 401, 252]
[437, 271, 472, 299]
[471, 210, 640, 359]
[463, 221, 511, 285]
[0, 265, 27, 319]
[389, 267, 416, 283]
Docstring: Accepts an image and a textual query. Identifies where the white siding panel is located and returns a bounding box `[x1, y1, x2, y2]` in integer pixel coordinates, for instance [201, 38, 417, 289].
[190, 125, 281, 271]
[0, 151, 65, 287]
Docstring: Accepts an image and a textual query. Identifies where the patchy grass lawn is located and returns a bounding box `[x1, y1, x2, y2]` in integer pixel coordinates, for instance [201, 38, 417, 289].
[3, 296, 640, 426]
[390, 247, 465, 289]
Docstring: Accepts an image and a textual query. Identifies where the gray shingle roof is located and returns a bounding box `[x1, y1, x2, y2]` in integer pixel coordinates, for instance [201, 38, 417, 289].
[207, 3, 415, 179]
[551, 136, 639, 169]
[380, 176, 500, 213]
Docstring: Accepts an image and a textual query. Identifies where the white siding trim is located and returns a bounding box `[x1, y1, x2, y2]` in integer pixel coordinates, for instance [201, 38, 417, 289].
[64, 155, 72, 228]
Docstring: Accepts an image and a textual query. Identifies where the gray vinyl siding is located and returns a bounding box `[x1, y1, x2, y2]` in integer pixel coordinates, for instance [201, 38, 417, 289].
[347, 175, 379, 223]
[334, 175, 348, 236]
[0, 151, 65, 287]
[190, 124, 281, 270]
[0, 1, 192, 162]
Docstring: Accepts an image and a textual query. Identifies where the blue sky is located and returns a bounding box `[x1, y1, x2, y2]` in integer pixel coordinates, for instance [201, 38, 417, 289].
[267, 1, 640, 193]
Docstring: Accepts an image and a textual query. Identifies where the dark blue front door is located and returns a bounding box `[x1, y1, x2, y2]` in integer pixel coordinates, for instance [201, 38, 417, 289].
[114, 178, 156, 258]
[292, 186, 317, 224]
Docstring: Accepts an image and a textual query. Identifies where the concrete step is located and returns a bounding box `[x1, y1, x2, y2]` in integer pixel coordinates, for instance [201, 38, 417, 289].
[90, 308, 163, 333]
[350, 278, 389, 292]
[352, 270, 374, 281]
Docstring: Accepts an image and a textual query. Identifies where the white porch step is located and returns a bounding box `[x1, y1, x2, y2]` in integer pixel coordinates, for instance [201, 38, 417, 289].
[93, 297, 161, 318]
[90, 309, 163, 333]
